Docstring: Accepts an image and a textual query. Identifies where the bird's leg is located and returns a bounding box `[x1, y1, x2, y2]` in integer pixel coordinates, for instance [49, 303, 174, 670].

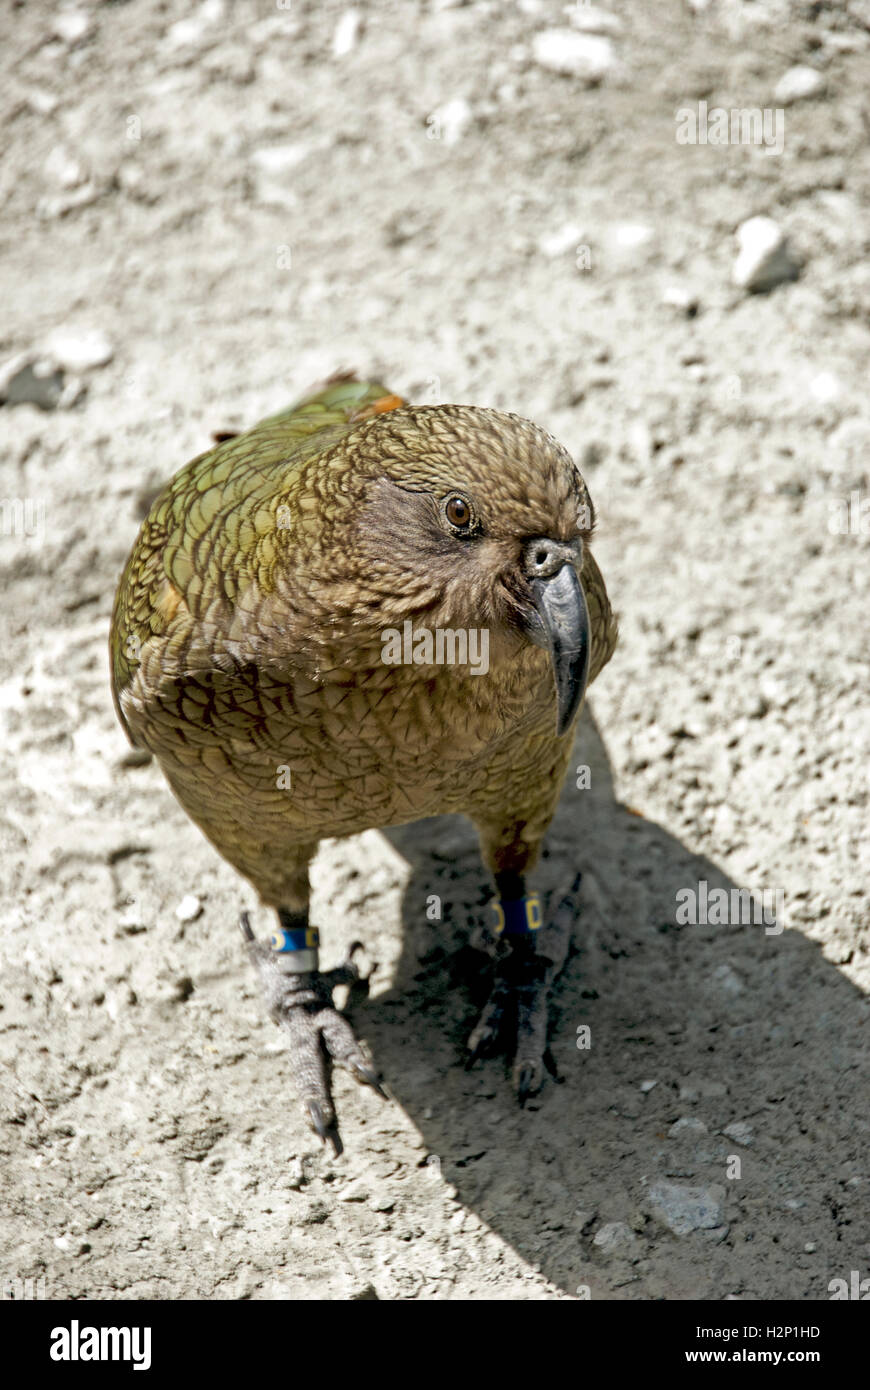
[240, 908, 385, 1156]
[467, 870, 581, 1103]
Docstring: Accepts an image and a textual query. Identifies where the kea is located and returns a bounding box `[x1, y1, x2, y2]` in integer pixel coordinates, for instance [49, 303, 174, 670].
[110, 375, 617, 1153]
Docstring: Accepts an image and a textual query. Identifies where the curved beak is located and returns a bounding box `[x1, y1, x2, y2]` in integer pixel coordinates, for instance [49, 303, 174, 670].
[525, 540, 590, 737]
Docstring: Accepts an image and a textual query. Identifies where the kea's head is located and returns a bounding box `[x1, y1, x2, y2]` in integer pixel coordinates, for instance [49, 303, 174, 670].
[308, 404, 598, 735]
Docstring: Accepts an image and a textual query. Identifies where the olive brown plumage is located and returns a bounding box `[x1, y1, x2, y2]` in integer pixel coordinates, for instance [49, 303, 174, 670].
[110, 376, 617, 1153]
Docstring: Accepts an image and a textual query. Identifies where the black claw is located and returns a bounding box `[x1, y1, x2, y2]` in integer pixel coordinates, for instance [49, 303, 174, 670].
[516, 1063, 536, 1106]
[307, 1099, 329, 1141]
[352, 1063, 388, 1100]
[543, 1047, 561, 1082]
[239, 911, 255, 943]
[346, 940, 377, 984]
[307, 1101, 342, 1157]
[465, 1036, 491, 1070]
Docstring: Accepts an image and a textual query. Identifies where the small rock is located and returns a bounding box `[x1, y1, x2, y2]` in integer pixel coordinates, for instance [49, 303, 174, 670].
[175, 894, 203, 924]
[567, 5, 623, 34]
[647, 1180, 726, 1236]
[166, 0, 224, 49]
[333, 9, 361, 57]
[285, 1158, 306, 1190]
[338, 1178, 370, 1202]
[251, 143, 311, 176]
[430, 97, 473, 146]
[640, 1079, 658, 1093]
[774, 65, 824, 105]
[41, 327, 113, 373]
[251, 143, 312, 209]
[117, 905, 146, 935]
[532, 29, 615, 83]
[370, 1194, 396, 1213]
[732, 216, 799, 293]
[710, 963, 745, 995]
[679, 1077, 728, 1102]
[0, 353, 65, 410]
[661, 284, 699, 316]
[669, 1117, 709, 1138]
[722, 1121, 754, 1147]
[809, 371, 841, 404]
[27, 88, 60, 115]
[299, 1200, 329, 1226]
[52, 10, 92, 45]
[37, 183, 101, 220]
[538, 222, 584, 258]
[593, 1221, 639, 1255]
[43, 147, 86, 191]
[608, 221, 656, 264]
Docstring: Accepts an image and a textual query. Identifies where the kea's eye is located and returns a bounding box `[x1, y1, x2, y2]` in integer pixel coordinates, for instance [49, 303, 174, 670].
[443, 494, 475, 532]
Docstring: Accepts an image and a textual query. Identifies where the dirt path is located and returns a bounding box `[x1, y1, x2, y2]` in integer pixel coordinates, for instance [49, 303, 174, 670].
[1, 0, 868, 1299]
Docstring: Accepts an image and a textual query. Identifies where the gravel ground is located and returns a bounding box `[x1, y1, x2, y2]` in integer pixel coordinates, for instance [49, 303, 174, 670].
[1, 0, 868, 1301]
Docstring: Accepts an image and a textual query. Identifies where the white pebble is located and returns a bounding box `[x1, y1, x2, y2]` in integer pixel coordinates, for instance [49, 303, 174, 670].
[732, 216, 799, 292]
[532, 29, 615, 83]
[774, 65, 824, 105]
[661, 284, 697, 314]
[538, 222, 584, 258]
[52, 11, 92, 45]
[608, 221, 656, 264]
[669, 1116, 708, 1137]
[566, 5, 623, 35]
[809, 371, 841, 404]
[430, 97, 473, 146]
[333, 10, 361, 57]
[44, 147, 87, 190]
[166, 0, 224, 49]
[42, 327, 113, 373]
[175, 894, 203, 924]
[722, 1121, 755, 1147]
[251, 143, 312, 175]
[28, 89, 60, 116]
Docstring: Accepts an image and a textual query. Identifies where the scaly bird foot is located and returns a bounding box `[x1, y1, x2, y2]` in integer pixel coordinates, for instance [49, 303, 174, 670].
[466, 873, 581, 1104]
[240, 916, 386, 1156]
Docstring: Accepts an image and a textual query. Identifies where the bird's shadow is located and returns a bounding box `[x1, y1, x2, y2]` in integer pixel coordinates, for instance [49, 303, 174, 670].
[351, 706, 869, 1300]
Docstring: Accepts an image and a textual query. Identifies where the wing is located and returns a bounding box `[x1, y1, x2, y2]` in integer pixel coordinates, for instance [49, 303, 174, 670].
[110, 374, 405, 740]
